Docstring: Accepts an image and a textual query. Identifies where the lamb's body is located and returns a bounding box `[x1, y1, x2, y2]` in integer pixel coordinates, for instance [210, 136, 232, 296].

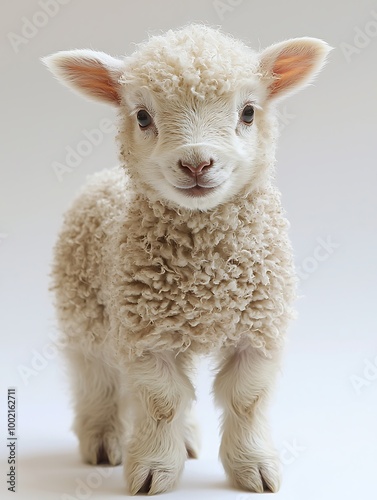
[44, 24, 329, 495]
[53, 167, 295, 361]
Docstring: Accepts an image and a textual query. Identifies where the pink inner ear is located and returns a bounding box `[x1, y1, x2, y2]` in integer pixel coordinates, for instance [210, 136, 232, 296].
[269, 50, 316, 96]
[65, 60, 121, 105]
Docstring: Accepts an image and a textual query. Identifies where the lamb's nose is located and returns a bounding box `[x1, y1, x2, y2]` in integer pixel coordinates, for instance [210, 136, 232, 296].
[179, 159, 214, 176]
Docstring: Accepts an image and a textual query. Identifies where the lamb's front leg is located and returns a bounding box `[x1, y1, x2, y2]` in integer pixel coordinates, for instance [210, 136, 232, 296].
[125, 351, 195, 495]
[214, 345, 282, 493]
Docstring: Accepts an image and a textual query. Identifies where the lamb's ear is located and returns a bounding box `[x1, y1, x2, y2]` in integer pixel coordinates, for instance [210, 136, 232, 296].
[42, 50, 124, 105]
[259, 38, 332, 101]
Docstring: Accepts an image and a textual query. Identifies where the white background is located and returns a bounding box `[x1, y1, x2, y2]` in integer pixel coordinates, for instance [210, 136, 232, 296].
[1, 1, 377, 499]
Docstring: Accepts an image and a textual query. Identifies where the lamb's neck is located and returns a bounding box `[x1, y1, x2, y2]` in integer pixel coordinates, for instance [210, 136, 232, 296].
[131, 182, 277, 238]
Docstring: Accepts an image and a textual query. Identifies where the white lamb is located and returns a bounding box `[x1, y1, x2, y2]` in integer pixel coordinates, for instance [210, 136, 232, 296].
[43, 24, 330, 495]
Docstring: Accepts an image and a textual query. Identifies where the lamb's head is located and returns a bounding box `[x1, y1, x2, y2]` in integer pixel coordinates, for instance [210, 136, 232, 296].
[43, 25, 330, 211]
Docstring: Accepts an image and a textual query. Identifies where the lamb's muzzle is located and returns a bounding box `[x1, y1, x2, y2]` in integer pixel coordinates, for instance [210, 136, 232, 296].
[176, 157, 217, 196]
[179, 158, 213, 175]
[43, 24, 331, 495]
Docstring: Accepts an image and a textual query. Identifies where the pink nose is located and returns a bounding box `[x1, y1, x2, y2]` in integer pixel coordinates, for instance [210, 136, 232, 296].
[179, 159, 213, 175]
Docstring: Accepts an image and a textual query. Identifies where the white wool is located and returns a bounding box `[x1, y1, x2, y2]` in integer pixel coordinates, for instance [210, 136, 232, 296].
[52, 166, 296, 361]
[45, 24, 330, 495]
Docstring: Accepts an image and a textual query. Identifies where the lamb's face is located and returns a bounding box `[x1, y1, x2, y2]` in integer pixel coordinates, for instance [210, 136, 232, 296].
[122, 86, 264, 210]
[43, 25, 330, 211]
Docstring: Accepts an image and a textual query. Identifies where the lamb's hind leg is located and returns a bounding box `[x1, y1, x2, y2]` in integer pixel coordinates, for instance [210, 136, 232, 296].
[66, 349, 124, 466]
[183, 403, 200, 459]
[213, 345, 282, 493]
[125, 351, 195, 495]
[177, 351, 201, 460]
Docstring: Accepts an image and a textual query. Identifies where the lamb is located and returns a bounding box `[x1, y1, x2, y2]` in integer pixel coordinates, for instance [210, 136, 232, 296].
[43, 24, 330, 495]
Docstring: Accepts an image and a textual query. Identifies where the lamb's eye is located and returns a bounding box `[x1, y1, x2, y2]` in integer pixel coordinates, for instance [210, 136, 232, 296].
[241, 105, 255, 125]
[137, 109, 152, 128]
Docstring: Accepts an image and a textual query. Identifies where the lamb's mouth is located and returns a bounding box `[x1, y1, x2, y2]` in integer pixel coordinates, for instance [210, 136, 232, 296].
[175, 183, 222, 197]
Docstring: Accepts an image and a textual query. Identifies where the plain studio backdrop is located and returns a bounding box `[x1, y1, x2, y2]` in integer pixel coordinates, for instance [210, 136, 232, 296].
[1, 1, 376, 499]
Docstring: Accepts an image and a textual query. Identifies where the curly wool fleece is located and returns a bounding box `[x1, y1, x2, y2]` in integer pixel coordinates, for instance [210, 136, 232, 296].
[52, 166, 296, 362]
[122, 25, 260, 98]
[51, 25, 298, 363]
